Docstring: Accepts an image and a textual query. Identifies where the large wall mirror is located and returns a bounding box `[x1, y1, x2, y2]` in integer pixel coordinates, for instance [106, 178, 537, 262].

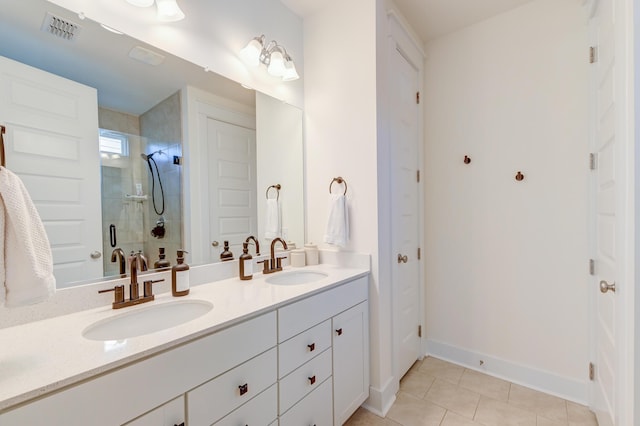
[0, 0, 304, 289]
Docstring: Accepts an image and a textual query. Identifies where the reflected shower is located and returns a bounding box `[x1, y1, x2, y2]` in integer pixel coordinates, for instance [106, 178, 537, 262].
[141, 149, 165, 216]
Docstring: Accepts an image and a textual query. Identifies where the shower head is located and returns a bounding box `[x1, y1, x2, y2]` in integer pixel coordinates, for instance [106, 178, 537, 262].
[141, 150, 162, 161]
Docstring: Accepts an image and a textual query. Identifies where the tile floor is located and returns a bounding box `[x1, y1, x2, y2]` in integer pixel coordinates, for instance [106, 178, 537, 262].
[344, 356, 599, 426]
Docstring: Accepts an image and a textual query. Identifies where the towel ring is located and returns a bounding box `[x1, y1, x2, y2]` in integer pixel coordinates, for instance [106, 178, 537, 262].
[329, 177, 347, 195]
[266, 184, 281, 200]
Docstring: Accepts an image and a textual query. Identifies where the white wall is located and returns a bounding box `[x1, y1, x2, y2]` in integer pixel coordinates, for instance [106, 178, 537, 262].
[302, 0, 391, 414]
[46, 0, 304, 107]
[423, 0, 589, 401]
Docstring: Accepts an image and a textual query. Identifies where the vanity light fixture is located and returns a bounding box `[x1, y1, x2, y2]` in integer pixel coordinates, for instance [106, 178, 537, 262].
[240, 35, 300, 82]
[125, 0, 185, 22]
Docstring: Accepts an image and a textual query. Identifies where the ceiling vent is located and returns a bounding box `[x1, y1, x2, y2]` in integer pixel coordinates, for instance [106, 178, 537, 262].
[41, 12, 81, 41]
[128, 46, 166, 66]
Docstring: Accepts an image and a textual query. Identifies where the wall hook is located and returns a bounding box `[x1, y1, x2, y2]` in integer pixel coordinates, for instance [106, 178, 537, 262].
[463, 155, 471, 165]
[515, 171, 525, 182]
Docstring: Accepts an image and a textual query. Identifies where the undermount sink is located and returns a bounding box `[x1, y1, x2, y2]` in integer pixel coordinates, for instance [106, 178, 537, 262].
[265, 270, 328, 286]
[82, 299, 213, 341]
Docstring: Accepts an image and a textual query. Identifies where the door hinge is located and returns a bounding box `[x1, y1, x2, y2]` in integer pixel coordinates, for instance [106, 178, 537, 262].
[418, 325, 422, 338]
[589, 362, 595, 381]
[418, 247, 421, 260]
[589, 46, 598, 64]
[589, 153, 597, 170]
[589, 259, 595, 275]
[416, 91, 420, 104]
[417, 170, 420, 182]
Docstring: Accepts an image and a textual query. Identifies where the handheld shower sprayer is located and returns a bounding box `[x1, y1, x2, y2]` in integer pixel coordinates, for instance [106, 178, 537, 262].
[141, 149, 165, 217]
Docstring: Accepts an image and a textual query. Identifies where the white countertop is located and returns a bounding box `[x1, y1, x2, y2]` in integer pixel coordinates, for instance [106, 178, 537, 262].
[0, 264, 369, 412]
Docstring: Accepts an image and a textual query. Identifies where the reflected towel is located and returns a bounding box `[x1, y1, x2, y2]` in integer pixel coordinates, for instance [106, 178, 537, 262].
[0, 167, 55, 307]
[323, 194, 349, 247]
[132, 202, 144, 242]
[264, 198, 281, 240]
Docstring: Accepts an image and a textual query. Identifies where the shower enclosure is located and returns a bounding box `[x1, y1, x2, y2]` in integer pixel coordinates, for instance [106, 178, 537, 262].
[99, 129, 182, 276]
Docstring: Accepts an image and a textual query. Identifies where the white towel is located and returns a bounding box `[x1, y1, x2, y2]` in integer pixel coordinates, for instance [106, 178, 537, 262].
[323, 194, 349, 247]
[264, 198, 281, 240]
[0, 167, 55, 307]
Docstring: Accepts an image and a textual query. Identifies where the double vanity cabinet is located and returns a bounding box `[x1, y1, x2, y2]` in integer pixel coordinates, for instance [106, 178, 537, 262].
[0, 268, 369, 426]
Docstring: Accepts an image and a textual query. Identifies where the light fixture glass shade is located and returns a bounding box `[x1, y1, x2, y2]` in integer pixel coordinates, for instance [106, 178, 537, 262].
[267, 51, 286, 77]
[156, 0, 185, 22]
[126, 0, 154, 6]
[240, 38, 263, 67]
[282, 60, 299, 81]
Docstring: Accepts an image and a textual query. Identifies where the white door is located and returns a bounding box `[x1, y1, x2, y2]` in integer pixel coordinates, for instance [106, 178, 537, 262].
[0, 56, 103, 287]
[588, 0, 631, 423]
[204, 118, 256, 261]
[390, 46, 422, 379]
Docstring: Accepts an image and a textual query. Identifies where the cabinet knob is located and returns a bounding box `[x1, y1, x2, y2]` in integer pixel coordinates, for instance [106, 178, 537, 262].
[308, 375, 316, 385]
[239, 383, 249, 396]
[307, 343, 315, 352]
[336, 328, 343, 336]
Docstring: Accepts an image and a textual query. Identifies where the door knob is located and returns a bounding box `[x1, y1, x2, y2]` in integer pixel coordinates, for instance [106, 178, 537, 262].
[90, 251, 102, 259]
[397, 254, 408, 264]
[599, 280, 616, 293]
[212, 241, 219, 247]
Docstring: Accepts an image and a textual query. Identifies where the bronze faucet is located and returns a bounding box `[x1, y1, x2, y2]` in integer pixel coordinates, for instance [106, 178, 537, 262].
[259, 238, 288, 274]
[245, 235, 260, 256]
[99, 252, 163, 309]
[136, 250, 149, 271]
[110, 248, 126, 275]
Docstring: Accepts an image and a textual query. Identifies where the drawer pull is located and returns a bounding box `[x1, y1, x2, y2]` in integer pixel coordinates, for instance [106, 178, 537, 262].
[307, 342, 315, 351]
[308, 375, 316, 385]
[239, 383, 249, 396]
[336, 328, 343, 336]
[174, 423, 184, 426]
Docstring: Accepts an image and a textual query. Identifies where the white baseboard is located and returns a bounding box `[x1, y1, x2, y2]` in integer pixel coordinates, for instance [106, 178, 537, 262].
[425, 339, 589, 404]
[362, 376, 398, 417]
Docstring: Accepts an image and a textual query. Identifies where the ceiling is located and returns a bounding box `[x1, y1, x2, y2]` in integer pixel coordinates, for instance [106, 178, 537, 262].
[280, 0, 535, 42]
[0, 0, 253, 116]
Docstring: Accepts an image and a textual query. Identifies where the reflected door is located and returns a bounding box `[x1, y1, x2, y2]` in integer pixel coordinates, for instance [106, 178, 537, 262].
[205, 118, 256, 261]
[0, 56, 103, 287]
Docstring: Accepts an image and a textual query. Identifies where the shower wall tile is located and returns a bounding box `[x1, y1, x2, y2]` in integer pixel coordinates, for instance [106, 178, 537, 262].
[98, 107, 140, 135]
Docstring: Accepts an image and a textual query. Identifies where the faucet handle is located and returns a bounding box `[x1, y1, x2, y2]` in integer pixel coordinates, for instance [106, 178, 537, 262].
[143, 279, 165, 298]
[98, 285, 125, 305]
[257, 259, 270, 274]
[275, 256, 288, 270]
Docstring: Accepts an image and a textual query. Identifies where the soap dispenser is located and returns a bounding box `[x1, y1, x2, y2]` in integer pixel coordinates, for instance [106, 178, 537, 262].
[220, 240, 234, 262]
[154, 247, 171, 271]
[171, 250, 190, 297]
[239, 242, 253, 281]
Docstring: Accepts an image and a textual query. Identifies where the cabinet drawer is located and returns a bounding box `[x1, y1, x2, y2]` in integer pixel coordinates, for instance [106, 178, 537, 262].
[278, 277, 367, 342]
[278, 319, 331, 378]
[188, 347, 277, 426]
[279, 348, 332, 414]
[214, 384, 277, 426]
[279, 378, 333, 426]
[124, 396, 184, 426]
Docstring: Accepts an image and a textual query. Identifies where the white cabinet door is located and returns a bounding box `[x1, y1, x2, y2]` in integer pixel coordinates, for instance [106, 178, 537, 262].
[332, 301, 369, 425]
[124, 396, 184, 426]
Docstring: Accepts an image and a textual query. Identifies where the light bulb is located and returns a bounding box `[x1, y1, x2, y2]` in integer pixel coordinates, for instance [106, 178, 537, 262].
[267, 50, 285, 77]
[282, 59, 299, 81]
[156, 0, 185, 22]
[240, 38, 263, 67]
